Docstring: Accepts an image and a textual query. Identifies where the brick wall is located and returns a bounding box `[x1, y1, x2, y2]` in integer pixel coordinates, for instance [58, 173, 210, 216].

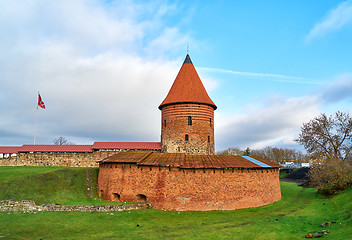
[161, 103, 215, 155]
[98, 163, 281, 211]
[0, 151, 122, 167]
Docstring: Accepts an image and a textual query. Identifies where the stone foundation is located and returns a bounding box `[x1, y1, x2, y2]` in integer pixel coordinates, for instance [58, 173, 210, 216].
[0, 200, 151, 212]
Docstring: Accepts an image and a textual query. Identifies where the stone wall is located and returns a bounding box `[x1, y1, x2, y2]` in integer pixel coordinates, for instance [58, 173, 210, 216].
[0, 200, 151, 212]
[161, 103, 214, 155]
[98, 163, 281, 211]
[0, 151, 122, 167]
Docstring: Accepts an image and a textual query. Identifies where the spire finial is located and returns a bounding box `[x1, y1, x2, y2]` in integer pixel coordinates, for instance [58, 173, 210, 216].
[183, 53, 192, 64]
[187, 44, 189, 55]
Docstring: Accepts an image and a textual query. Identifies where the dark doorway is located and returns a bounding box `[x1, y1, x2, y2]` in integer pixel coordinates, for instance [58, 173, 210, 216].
[113, 193, 121, 201]
[137, 194, 147, 203]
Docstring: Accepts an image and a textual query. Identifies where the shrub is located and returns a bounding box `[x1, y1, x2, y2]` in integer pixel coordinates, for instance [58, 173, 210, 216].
[309, 158, 352, 195]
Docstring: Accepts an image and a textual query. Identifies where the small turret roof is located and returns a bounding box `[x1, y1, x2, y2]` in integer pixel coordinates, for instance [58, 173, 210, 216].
[159, 54, 217, 110]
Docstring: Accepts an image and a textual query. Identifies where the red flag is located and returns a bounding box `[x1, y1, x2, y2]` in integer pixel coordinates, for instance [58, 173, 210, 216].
[38, 93, 45, 109]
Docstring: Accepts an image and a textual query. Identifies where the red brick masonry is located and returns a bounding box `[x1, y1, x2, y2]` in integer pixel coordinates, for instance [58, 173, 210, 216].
[159, 54, 217, 155]
[98, 151, 281, 211]
[161, 104, 215, 155]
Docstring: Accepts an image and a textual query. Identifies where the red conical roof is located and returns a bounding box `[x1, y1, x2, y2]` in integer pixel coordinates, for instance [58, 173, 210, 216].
[159, 54, 217, 110]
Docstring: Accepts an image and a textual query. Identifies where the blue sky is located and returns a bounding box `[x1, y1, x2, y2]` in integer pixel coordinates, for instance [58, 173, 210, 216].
[0, 0, 351, 151]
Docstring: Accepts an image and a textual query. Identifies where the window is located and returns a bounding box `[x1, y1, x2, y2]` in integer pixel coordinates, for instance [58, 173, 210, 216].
[185, 134, 189, 141]
[188, 116, 192, 125]
[208, 135, 210, 143]
[164, 119, 166, 127]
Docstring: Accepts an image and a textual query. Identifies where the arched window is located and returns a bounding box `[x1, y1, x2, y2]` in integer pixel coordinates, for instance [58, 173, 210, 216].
[208, 135, 210, 143]
[164, 119, 166, 127]
[185, 134, 189, 141]
[188, 116, 192, 125]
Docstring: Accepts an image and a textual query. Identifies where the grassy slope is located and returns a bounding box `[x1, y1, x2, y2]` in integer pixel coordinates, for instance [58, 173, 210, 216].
[0, 167, 351, 239]
[0, 166, 117, 205]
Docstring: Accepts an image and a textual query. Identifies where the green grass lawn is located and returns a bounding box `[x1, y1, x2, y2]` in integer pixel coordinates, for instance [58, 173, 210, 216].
[279, 168, 289, 178]
[0, 166, 124, 205]
[0, 166, 351, 239]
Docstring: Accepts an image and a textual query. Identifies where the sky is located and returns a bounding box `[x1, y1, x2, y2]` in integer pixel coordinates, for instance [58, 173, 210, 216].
[0, 0, 351, 152]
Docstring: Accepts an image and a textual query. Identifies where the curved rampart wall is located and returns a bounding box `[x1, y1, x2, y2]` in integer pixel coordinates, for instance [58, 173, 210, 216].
[161, 103, 214, 155]
[98, 163, 281, 211]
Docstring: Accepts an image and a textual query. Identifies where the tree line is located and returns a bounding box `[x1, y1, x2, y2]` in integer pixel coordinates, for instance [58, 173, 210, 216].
[217, 147, 307, 163]
[220, 111, 352, 195]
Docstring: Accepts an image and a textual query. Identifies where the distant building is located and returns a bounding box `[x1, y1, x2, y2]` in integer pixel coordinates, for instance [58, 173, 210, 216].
[301, 162, 310, 167]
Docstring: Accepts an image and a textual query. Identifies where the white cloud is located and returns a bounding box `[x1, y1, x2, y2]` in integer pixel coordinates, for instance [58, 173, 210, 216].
[215, 95, 320, 151]
[0, 1, 140, 51]
[306, 0, 352, 42]
[144, 27, 190, 57]
[0, 0, 190, 145]
[199, 67, 323, 85]
[0, 0, 342, 151]
[213, 73, 352, 151]
[321, 73, 352, 103]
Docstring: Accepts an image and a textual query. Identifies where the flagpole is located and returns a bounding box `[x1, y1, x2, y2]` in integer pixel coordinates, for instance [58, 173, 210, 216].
[34, 93, 39, 145]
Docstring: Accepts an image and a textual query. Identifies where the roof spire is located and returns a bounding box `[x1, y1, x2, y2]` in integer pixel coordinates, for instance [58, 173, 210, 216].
[159, 53, 217, 110]
[183, 53, 192, 64]
[183, 44, 192, 64]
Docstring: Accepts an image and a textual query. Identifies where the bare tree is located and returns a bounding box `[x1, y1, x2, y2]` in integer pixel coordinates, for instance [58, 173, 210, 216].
[53, 137, 73, 145]
[294, 111, 352, 161]
[250, 147, 305, 163]
[295, 111, 352, 194]
[217, 146, 306, 163]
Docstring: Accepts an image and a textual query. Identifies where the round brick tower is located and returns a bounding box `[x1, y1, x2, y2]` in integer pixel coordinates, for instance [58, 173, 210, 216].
[159, 54, 217, 155]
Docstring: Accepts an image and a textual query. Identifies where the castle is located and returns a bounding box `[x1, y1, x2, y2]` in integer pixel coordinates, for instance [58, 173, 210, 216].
[0, 54, 281, 211]
[97, 54, 281, 211]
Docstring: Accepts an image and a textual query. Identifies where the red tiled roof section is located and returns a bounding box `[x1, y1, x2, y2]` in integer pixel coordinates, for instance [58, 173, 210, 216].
[100, 152, 280, 169]
[0, 146, 22, 154]
[159, 54, 217, 110]
[139, 153, 184, 167]
[182, 155, 261, 169]
[19, 145, 93, 153]
[92, 142, 161, 150]
[0, 142, 162, 153]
